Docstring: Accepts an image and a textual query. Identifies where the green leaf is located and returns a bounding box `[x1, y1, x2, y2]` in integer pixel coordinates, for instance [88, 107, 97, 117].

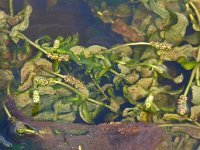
[96, 67, 110, 80]
[79, 102, 94, 124]
[79, 54, 102, 74]
[178, 57, 199, 70]
[35, 35, 52, 45]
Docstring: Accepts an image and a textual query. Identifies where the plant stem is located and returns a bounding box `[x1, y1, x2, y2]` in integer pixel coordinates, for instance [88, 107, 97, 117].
[31, 51, 43, 61]
[104, 42, 151, 53]
[53, 60, 59, 72]
[90, 74, 109, 100]
[109, 69, 125, 79]
[9, 0, 14, 18]
[6, 82, 11, 96]
[196, 47, 200, 86]
[17, 32, 48, 54]
[53, 80, 82, 96]
[54, 80, 118, 112]
[87, 97, 118, 112]
[184, 66, 197, 96]
[3, 101, 12, 118]
[44, 69, 64, 78]
[0, 29, 48, 55]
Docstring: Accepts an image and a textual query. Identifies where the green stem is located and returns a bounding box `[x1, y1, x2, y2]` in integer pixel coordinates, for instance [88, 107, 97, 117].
[54, 80, 118, 112]
[44, 69, 64, 78]
[196, 66, 200, 86]
[196, 47, 200, 86]
[31, 51, 43, 61]
[109, 69, 125, 79]
[90, 74, 109, 100]
[7, 82, 11, 96]
[87, 98, 118, 113]
[17, 32, 48, 54]
[53, 60, 59, 72]
[104, 42, 151, 53]
[53, 80, 82, 96]
[0, 29, 48, 55]
[3, 101, 12, 118]
[184, 66, 197, 96]
[9, 0, 14, 18]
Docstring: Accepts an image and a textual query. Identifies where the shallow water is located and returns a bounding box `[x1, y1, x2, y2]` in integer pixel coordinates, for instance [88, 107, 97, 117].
[0, 0, 122, 149]
[1, 0, 200, 149]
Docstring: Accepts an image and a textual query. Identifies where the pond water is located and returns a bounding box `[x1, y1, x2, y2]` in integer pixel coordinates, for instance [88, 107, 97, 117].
[1, 0, 200, 149]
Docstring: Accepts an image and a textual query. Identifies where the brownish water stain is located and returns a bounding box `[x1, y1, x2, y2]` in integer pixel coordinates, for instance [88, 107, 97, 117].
[3, 96, 173, 150]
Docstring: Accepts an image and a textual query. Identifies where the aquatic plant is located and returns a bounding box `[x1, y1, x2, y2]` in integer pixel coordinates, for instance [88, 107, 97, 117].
[2, 0, 200, 149]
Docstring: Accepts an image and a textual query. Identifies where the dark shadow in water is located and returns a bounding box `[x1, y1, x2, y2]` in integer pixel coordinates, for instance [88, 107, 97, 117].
[22, 0, 123, 47]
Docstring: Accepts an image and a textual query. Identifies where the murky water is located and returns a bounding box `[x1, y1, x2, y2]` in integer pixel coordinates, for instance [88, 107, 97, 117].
[0, 0, 122, 149]
[1, 0, 200, 149]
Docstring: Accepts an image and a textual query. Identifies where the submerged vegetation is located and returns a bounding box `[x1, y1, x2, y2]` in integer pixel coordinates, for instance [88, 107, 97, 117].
[1, 0, 200, 149]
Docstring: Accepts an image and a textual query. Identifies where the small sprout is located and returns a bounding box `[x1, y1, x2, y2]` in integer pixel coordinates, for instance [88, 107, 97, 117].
[33, 89, 40, 103]
[63, 75, 84, 89]
[145, 94, 154, 109]
[150, 41, 173, 51]
[177, 95, 188, 116]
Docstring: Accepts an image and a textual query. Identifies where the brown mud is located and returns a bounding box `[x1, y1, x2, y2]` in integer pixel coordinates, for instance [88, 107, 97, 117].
[4, 96, 172, 150]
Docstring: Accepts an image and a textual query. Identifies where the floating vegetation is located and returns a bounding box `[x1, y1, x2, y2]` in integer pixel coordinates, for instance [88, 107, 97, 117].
[2, 0, 200, 149]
